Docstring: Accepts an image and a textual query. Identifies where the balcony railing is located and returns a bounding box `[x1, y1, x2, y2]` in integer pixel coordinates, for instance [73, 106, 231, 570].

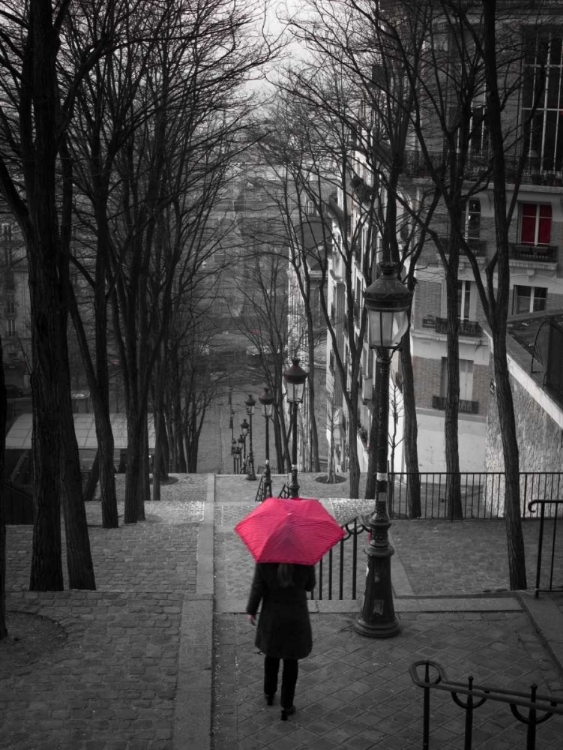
[432, 394, 479, 414]
[438, 236, 487, 257]
[509, 243, 558, 263]
[433, 317, 482, 337]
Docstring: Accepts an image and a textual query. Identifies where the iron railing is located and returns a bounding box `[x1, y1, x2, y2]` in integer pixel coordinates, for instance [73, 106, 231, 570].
[310, 517, 368, 601]
[388, 472, 563, 520]
[410, 660, 563, 750]
[509, 243, 558, 263]
[255, 475, 267, 503]
[434, 317, 482, 337]
[438, 236, 487, 257]
[307, 473, 563, 601]
[432, 395, 479, 414]
[528, 499, 563, 598]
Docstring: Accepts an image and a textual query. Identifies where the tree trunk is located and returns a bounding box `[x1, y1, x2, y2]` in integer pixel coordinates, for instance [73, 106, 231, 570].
[444, 250, 463, 520]
[68, 280, 118, 529]
[365, 358, 381, 500]
[347, 401, 361, 499]
[124, 409, 145, 524]
[97, 419, 118, 528]
[0, 336, 8, 639]
[493, 332, 527, 589]
[92, 203, 118, 528]
[159, 413, 170, 480]
[400, 330, 421, 518]
[59, 388, 96, 590]
[481, 0, 527, 590]
[307, 371, 320, 473]
[152, 400, 162, 502]
[139, 421, 149, 517]
[84, 451, 100, 503]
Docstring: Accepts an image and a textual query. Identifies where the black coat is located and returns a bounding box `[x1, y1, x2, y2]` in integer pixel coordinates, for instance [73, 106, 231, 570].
[246, 563, 316, 660]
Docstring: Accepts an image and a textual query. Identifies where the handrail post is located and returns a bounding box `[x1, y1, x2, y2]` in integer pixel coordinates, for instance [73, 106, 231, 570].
[535, 504, 545, 599]
[527, 684, 537, 750]
[423, 661, 431, 750]
[464, 676, 474, 750]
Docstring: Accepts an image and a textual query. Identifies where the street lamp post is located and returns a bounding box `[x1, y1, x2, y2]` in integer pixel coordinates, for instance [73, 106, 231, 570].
[237, 435, 245, 473]
[239, 422, 249, 474]
[231, 438, 236, 472]
[354, 262, 413, 639]
[283, 359, 308, 499]
[231, 439, 241, 473]
[245, 394, 257, 480]
[258, 386, 274, 498]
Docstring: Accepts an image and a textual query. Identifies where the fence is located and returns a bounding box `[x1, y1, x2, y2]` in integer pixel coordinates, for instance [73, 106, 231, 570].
[307, 475, 563, 601]
[528, 499, 563, 598]
[389, 472, 563, 519]
[410, 660, 563, 750]
[310, 517, 369, 601]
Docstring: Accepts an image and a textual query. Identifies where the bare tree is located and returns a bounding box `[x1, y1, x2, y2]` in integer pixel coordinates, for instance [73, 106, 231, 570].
[0, 0, 130, 589]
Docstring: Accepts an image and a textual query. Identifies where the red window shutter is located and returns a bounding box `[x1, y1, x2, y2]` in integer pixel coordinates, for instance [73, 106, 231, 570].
[538, 204, 552, 244]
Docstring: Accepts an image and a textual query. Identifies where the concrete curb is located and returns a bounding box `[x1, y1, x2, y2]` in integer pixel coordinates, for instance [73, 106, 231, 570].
[389, 529, 415, 596]
[173, 474, 215, 750]
[215, 595, 523, 615]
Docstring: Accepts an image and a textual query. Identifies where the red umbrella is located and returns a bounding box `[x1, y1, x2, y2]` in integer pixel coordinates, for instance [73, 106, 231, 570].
[234, 496, 345, 565]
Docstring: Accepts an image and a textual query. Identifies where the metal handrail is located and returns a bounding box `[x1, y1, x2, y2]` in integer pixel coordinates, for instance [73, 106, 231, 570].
[310, 517, 369, 601]
[387, 472, 563, 520]
[410, 660, 563, 750]
[528, 499, 563, 598]
[254, 475, 266, 503]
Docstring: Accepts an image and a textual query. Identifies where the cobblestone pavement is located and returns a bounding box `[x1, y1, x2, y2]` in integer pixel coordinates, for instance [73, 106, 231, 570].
[3, 472, 563, 750]
[214, 475, 563, 749]
[213, 611, 563, 750]
[2, 475, 205, 750]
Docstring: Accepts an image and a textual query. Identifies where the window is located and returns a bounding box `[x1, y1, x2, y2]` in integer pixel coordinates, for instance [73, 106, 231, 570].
[513, 285, 547, 314]
[5, 297, 15, 315]
[520, 203, 552, 245]
[462, 200, 481, 240]
[6, 319, 16, 337]
[469, 104, 489, 159]
[305, 198, 318, 216]
[457, 280, 471, 320]
[522, 29, 563, 172]
[441, 358, 474, 401]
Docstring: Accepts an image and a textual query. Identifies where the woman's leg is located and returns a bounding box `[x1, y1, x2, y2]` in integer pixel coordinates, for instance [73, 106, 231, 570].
[280, 659, 299, 709]
[264, 656, 280, 698]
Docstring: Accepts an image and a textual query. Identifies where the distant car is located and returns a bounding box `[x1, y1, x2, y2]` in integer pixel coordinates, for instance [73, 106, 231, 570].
[5, 384, 24, 398]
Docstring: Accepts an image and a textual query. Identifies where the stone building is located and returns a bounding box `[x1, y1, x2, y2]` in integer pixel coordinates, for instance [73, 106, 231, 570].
[337, 6, 563, 473]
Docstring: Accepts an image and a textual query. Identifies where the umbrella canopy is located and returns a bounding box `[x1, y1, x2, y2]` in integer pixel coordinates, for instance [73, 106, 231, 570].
[234, 497, 345, 566]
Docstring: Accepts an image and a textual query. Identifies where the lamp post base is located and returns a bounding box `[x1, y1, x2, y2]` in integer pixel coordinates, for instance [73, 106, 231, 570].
[288, 465, 299, 498]
[354, 611, 401, 639]
[354, 508, 401, 639]
[246, 454, 257, 481]
[263, 460, 272, 499]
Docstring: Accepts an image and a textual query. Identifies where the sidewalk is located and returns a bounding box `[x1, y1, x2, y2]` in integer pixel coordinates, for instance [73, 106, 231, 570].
[1, 473, 563, 749]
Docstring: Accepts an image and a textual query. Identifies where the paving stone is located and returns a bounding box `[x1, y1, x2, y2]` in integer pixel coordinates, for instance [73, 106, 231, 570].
[3, 472, 563, 749]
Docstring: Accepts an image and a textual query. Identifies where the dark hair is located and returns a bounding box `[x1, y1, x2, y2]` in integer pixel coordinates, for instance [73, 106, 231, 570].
[277, 563, 294, 588]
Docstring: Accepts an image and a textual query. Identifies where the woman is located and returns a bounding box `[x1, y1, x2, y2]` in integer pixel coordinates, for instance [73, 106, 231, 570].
[246, 562, 316, 720]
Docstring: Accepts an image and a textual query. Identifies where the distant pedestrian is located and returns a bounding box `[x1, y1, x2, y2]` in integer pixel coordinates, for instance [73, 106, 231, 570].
[246, 562, 316, 721]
